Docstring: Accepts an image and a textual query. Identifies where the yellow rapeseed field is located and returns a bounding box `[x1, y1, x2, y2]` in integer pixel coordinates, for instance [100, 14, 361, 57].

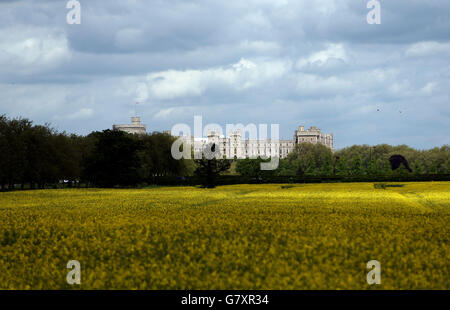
[0, 182, 448, 289]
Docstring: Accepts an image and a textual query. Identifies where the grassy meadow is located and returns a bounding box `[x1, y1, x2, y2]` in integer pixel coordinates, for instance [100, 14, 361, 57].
[0, 182, 449, 289]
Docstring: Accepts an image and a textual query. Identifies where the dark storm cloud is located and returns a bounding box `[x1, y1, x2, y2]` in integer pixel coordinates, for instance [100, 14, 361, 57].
[0, 0, 449, 148]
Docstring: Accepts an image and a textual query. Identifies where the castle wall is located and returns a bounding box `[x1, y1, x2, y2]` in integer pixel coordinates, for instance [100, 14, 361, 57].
[113, 118, 333, 158]
[113, 117, 147, 135]
[179, 126, 333, 159]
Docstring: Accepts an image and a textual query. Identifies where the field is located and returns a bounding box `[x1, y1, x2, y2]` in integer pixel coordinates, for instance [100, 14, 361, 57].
[0, 182, 449, 290]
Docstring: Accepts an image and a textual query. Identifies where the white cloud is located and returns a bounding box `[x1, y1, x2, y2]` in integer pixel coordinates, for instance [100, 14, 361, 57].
[405, 41, 450, 57]
[296, 43, 349, 69]
[313, 0, 339, 16]
[0, 0, 449, 149]
[0, 27, 70, 74]
[154, 107, 177, 120]
[141, 58, 291, 100]
[135, 83, 149, 102]
[420, 82, 437, 95]
[295, 73, 352, 95]
[65, 108, 95, 120]
[387, 80, 413, 98]
[239, 40, 280, 53]
[240, 11, 272, 29]
[115, 28, 145, 49]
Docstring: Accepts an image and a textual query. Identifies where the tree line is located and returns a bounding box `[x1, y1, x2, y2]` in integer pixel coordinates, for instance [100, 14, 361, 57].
[0, 115, 193, 190]
[1, 115, 449, 190]
[236, 142, 450, 177]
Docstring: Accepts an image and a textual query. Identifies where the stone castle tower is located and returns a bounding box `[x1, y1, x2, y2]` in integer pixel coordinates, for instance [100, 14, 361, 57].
[113, 116, 146, 135]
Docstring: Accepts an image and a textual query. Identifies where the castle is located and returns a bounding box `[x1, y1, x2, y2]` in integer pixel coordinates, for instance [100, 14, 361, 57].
[113, 117, 333, 159]
[112, 117, 146, 135]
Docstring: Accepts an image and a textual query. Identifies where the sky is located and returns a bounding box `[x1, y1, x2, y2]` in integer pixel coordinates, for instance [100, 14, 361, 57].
[0, 0, 449, 149]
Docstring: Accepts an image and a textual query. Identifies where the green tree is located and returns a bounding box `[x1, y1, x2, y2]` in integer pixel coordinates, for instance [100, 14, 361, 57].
[305, 156, 317, 175]
[138, 132, 190, 180]
[236, 158, 259, 176]
[194, 143, 231, 188]
[335, 156, 348, 176]
[284, 142, 333, 176]
[235, 157, 275, 177]
[350, 156, 364, 175]
[0, 115, 8, 189]
[83, 130, 142, 187]
[319, 154, 333, 175]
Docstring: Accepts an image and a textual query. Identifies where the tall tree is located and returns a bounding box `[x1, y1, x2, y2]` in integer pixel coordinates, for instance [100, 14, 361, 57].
[83, 130, 142, 187]
[194, 143, 231, 188]
[138, 132, 192, 180]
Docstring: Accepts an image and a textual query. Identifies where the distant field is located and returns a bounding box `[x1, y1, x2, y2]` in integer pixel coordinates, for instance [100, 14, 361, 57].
[0, 182, 448, 289]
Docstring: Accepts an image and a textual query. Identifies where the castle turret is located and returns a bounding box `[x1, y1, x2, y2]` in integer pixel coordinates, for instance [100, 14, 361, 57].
[294, 125, 333, 150]
[113, 116, 146, 135]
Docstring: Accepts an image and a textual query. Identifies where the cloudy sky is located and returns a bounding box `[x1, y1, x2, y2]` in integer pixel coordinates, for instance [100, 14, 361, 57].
[0, 0, 449, 149]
